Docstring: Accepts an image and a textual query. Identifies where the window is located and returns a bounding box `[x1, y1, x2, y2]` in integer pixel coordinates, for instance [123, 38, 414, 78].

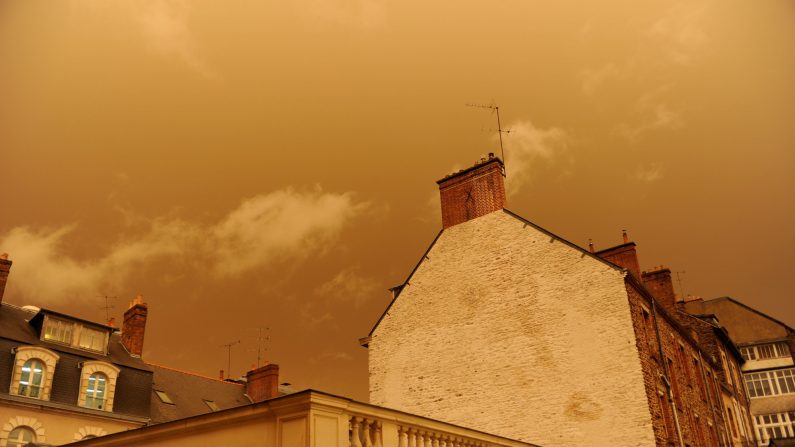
[6, 426, 35, 447]
[745, 368, 795, 398]
[78, 327, 107, 352]
[84, 373, 107, 410]
[41, 314, 109, 354]
[10, 346, 59, 401]
[43, 317, 73, 344]
[204, 400, 220, 411]
[17, 359, 44, 398]
[740, 342, 791, 361]
[755, 412, 795, 441]
[78, 361, 120, 412]
[155, 390, 174, 404]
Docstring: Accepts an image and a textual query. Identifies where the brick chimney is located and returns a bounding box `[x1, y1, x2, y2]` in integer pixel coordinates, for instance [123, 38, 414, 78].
[642, 267, 677, 308]
[246, 363, 279, 402]
[437, 154, 506, 229]
[122, 294, 148, 357]
[0, 254, 11, 305]
[595, 236, 641, 279]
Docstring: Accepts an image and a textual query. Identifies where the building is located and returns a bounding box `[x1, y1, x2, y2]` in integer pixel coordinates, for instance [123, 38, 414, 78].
[70, 390, 538, 447]
[364, 154, 755, 446]
[0, 254, 278, 446]
[685, 297, 795, 445]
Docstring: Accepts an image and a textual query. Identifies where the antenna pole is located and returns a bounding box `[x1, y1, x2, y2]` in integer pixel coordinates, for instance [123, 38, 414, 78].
[221, 340, 241, 379]
[97, 295, 117, 323]
[495, 106, 506, 176]
[674, 271, 687, 301]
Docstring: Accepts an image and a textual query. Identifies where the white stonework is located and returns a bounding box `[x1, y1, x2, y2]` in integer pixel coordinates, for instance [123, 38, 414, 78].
[369, 210, 656, 447]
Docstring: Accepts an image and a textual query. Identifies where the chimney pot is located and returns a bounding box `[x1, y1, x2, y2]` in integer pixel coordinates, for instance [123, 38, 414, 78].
[220, 369, 224, 380]
[122, 294, 148, 357]
[437, 156, 506, 228]
[0, 255, 11, 305]
[588, 239, 595, 253]
[622, 229, 629, 244]
[246, 363, 280, 402]
[107, 317, 115, 327]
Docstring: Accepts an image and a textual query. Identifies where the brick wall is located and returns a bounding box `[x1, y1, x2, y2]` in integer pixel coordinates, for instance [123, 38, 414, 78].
[437, 156, 506, 229]
[369, 211, 655, 447]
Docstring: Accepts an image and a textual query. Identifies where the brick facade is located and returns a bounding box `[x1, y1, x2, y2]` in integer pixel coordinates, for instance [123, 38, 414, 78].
[245, 364, 279, 403]
[122, 297, 148, 357]
[437, 155, 506, 229]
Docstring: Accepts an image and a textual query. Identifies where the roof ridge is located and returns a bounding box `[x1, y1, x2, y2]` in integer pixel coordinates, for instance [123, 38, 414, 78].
[148, 362, 245, 386]
[702, 296, 794, 332]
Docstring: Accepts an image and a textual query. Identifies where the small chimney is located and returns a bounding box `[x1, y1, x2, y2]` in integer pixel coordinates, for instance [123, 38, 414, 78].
[246, 363, 279, 402]
[437, 154, 506, 229]
[595, 235, 641, 279]
[642, 267, 677, 308]
[107, 317, 116, 327]
[588, 239, 595, 253]
[219, 369, 225, 380]
[0, 254, 11, 305]
[622, 229, 629, 244]
[122, 294, 148, 357]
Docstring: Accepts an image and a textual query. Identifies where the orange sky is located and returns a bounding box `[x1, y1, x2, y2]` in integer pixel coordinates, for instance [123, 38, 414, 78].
[1, 0, 793, 401]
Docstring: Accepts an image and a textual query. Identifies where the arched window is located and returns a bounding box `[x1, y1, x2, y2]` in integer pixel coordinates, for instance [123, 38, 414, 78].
[84, 373, 107, 410]
[7, 426, 36, 447]
[17, 359, 44, 398]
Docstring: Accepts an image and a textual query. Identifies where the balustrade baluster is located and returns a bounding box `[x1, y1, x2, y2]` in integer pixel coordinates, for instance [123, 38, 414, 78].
[372, 421, 383, 447]
[432, 433, 440, 447]
[398, 427, 408, 447]
[363, 419, 374, 447]
[408, 428, 417, 447]
[351, 417, 363, 447]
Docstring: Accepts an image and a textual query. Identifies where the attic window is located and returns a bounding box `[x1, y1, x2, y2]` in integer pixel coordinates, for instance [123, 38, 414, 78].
[204, 400, 220, 412]
[40, 315, 109, 354]
[154, 390, 174, 404]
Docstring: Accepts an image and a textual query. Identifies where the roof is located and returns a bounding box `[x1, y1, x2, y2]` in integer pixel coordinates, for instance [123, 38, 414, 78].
[0, 303, 151, 371]
[367, 208, 624, 337]
[148, 363, 250, 424]
[699, 296, 794, 332]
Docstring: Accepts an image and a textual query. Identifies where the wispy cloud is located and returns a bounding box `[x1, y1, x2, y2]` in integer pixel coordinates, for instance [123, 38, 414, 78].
[314, 267, 379, 308]
[615, 103, 684, 142]
[134, 0, 217, 79]
[0, 188, 368, 305]
[502, 120, 569, 195]
[634, 163, 664, 183]
[648, 2, 710, 65]
[297, 0, 387, 29]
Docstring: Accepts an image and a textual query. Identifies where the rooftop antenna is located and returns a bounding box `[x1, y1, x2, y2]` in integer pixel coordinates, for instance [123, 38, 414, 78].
[466, 102, 510, 176]
[97, 295, 117, 322]
[674, 271, 686, 301]
[247, 327, 270, 369]
[220, 340, 241, 380]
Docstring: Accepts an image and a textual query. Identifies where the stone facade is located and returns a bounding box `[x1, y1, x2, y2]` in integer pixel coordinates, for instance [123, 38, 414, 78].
[369, 210, 656, 446]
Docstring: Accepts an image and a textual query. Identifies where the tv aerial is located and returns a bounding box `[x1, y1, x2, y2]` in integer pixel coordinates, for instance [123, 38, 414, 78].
[466, 102, 511, 176]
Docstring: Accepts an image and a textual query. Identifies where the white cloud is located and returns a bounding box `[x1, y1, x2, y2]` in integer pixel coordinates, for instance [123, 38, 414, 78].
[314, 267, 379, 308]
[0, 188, 367, 305]
[615, 103, 684, 142]
[134, 0, 217, 79]
[649, 2, 710, 65]
[501, 120, 569, 195]
[298, 0, 387, 29]
[634, 164, 664, 183]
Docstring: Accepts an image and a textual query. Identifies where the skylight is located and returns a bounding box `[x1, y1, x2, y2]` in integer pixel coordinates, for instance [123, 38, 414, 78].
[154, 390, 174, 404]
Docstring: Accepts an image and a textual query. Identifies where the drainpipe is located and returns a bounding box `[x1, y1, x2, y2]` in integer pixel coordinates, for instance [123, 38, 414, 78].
[651, 295, 685, 447]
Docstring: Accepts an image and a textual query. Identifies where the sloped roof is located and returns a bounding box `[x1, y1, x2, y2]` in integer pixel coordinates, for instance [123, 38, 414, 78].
[698, 296, 794, 332]
[0, 303, 151, 371]
[148, 363, 250, 424]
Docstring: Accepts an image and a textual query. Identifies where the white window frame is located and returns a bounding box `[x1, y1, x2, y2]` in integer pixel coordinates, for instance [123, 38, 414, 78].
[78, 361, 120, 412]
[9, 346, 59, 401]
[754, 411, 795, 443]
[745, 368, 795, 398]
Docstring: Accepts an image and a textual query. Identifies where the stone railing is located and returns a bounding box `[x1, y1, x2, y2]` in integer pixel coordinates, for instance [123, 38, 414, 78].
[70, 390, 539, 447]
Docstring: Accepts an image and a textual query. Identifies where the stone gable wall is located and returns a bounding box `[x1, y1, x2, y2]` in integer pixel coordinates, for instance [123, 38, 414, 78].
[369, 211, 655, 447]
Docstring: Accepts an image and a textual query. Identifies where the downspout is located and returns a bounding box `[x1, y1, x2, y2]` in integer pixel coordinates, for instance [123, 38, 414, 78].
[650, 292, 685, 447]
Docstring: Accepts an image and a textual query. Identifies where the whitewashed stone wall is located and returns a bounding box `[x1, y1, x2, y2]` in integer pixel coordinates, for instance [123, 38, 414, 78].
[369, 211, 655, 447]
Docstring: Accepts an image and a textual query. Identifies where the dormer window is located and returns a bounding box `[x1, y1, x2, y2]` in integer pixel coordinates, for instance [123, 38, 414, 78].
[39, 314, 109, 354]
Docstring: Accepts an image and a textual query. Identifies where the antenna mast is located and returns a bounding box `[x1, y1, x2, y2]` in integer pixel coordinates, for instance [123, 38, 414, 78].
[97, 295, 117, 322]
[248, 327, 270, 369]
[466, 102, 510, 176]
[674, 271, 687, 301]
[221, 340, 241, 380]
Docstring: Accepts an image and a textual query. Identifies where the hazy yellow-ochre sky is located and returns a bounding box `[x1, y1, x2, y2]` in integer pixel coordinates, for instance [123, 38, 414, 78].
[0, 0, 793, 399]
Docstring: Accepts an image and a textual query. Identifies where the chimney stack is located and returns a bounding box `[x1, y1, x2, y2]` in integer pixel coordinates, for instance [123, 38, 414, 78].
[122, 294, 148, 357]
[246, 364, 279, 402]
[642, 267, 677, 309]
[437, 154, 506, 229]
[595, 233, 641, 279]
[0, 254, 11, 305]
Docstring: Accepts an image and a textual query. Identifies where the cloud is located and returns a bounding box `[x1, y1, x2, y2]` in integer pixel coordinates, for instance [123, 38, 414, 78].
[580, 63, 622, 96]
[501, 121, 569, 195]
[298, 0, 387, 29]
[634, 164, 664, 183]
[0, 188, 367, 305]
[133, 0, 218, 79]
[615, 103, 684, 142]
[314, 267, 379, 308]
[648, 2, 710, 65]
